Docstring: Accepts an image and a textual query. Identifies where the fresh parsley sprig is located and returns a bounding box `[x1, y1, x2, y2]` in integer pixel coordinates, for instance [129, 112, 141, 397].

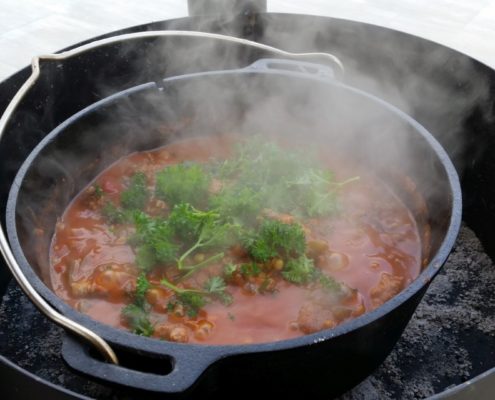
[161, 276, 232, 317]
[121, 273, 153, 336]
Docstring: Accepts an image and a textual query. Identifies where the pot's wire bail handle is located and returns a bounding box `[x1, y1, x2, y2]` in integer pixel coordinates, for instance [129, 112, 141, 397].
[283, 51, 344, 78]
[245, 58, 339, 80]
[0, 29, 343, 372]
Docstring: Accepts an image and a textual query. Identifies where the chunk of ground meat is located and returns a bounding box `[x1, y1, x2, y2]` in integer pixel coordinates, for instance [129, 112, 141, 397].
[296, 287, 364, 334]
[194, 320, 214, 341]
[370, 272, 404, 309]
[70, 264, 137, 300]
[146, 287, 173, 313]
[154, 323, 189, 343]
[297, 302, 337, 334]
[81, 185, 105, 211]
[261, 208, 295, 224]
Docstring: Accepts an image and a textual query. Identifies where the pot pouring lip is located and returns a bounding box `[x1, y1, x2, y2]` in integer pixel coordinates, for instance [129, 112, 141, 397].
[4, 63, 462, 359]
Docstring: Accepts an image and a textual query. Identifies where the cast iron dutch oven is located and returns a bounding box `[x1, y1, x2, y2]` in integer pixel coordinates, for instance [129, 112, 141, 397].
[4, 57, 461, 397]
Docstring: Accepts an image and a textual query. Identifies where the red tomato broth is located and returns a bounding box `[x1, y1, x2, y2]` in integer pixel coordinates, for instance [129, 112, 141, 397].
[49, 134, 422, 345]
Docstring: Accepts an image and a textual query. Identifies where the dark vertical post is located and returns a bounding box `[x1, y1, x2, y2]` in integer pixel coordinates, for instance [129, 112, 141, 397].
[187, 0, 267, 16]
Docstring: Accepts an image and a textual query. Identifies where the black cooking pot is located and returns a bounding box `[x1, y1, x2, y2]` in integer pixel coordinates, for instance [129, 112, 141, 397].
[5, 58, 462, 397]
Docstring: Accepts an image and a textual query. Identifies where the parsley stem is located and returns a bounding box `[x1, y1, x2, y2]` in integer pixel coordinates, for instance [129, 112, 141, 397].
[178, 252, 225, 282]
[332, 176, 360, 188]
[177, 240, 203, 270]
[160, 277, 203, 295]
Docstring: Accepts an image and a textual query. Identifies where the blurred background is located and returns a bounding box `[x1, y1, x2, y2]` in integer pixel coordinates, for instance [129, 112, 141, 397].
[0, 0, 494, 80]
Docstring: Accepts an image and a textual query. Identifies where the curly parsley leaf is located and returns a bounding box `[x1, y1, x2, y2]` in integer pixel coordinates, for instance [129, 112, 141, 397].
[121, 303, 154, 337]
[318, 273, 342, 292]
[155, 163, 210, 208]
[176, 292, 207, 318]
[240, 262, 261, 277]
[135, 273, 150, 306]
[282, 255, 317, 284]
[281, 255, 343, 293]
[168, 203, 218, 245]
[223, 263, 237, 280]
[203, 276, 233, 305]
[133, 245, 155, 271]
[131, 212, 178, 269]
[161, 276, 232, 317]
[244, 219, 306, 262]
[209, 186, 262, 224]
[102, 202, 132, 224]
[216, 136, 356, 217]
[121, 172, 149, 210]
[121, 273, 153, 336]
[173, 204, 241, 272]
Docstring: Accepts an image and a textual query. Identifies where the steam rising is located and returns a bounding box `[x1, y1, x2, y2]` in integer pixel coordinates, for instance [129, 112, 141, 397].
[8, 17, 488, 288]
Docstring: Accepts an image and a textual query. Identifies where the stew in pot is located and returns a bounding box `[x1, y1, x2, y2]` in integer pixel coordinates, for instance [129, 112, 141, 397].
[49, 134, 421, 344]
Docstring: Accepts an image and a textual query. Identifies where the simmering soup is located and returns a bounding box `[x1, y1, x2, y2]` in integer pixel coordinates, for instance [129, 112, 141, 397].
[50, 134, 421, 344]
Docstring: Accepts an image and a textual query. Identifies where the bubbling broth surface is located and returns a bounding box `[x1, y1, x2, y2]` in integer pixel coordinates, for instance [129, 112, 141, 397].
[50, 134, 421, 345]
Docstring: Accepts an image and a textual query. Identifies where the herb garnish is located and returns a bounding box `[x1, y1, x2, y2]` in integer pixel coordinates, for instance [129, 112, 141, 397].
[121, 273, 153, 336]
[156, 163, 210, 208]
[121, 172, 149, 210]
[244, 219, 306, 262]
[108, 136, 359, 325]
[161, 276, 232, 318]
